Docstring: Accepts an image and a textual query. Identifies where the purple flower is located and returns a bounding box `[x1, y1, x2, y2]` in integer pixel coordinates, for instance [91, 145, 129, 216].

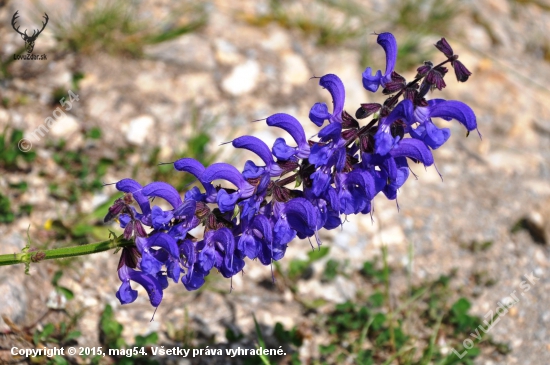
[409, 99, 477, 149]
[309, 74, 346, 126]
[267, 113, 310, 160]
[362, 33, 398, 92]
[202, 163, 255, 213]
[116, 262, 164, 307]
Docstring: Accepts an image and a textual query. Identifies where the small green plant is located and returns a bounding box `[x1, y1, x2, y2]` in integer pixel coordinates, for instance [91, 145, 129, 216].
[100, 304, 159, 365]
[0, 128, 36, 170]
[53, 1, 207, 57]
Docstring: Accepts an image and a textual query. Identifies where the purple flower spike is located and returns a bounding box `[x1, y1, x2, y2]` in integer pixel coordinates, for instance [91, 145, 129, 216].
[435, 37, 454, 58]
[142, 182, 182, 209]
[362, 32, 398, 92]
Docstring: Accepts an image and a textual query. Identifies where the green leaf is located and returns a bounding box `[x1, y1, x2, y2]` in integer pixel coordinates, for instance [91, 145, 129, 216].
[307, 246, 329, 261]
[57, 286, 75, 300]
[51, 355, 69, 365]
[51, 271, 63, 286]
[65, 330, 81, 342]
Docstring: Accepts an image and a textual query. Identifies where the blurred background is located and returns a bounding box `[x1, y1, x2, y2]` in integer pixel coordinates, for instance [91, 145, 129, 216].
[1, 0, 550, 364]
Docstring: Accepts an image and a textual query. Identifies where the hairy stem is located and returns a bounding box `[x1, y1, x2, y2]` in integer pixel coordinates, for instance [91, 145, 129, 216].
[0, 236, 134, 267]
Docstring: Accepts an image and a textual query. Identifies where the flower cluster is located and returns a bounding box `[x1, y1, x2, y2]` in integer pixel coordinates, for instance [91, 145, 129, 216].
[105, 33, 478, 307]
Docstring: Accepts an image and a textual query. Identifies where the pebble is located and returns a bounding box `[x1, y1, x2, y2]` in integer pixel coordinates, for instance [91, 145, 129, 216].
[125, 115, 155, 145]
[221, 59, 260, 96]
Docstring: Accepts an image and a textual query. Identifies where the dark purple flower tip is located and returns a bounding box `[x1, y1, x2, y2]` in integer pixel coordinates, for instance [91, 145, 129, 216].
[356, 103, 382, 120]
[390, 138, 434, 166]
[142, 181, 182, 209]
[134, 221, 147, 237]
[232, 136, 276, 168]
[362, 32, 398, 92]
[341, 110, 360, 129]
[115, 179, 151, 216]
[202, 163, 255, 198]
[451, 60, 472, 82]
[123, 223, 134, 240]
[435, 37, 454, 58]
[426, 69, 446, 90]
[309, 102, 330, 126]
[429, 100, 477, 131]
[416, 61, 433, 77]
[318, 74, 346, 121]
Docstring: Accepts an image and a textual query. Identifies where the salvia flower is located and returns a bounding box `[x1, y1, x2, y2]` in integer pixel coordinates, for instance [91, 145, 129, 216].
[362, 32, 398, 92]
[104, 32, 479, 308]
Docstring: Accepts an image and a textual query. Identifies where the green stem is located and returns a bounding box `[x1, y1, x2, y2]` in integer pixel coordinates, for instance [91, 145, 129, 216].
[0, 237, 134, 267]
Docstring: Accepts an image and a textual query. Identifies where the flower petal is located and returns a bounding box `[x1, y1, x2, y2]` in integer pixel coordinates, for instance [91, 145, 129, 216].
[429, 100, 477, 131]
[319, 74, 346, 121]
[232, 136, 276, 167]
[127, 269, 164, 307]
[362, 32, 397, 92]
[309, 102, 330, 126]
[203, 163, 254, 198]
[390, 138, 434, 166]
[142, 182, 182, 209]
[266, 113, 309, 154]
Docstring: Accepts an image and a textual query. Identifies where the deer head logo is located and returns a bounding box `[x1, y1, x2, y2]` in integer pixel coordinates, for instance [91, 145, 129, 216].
[11, 11, 49, 54]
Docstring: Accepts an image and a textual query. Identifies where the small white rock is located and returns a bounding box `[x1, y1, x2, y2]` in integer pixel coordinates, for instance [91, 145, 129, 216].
[222, 60, 260, 96]
[49, 113, 80, 138]
[282, 53, 310, 86]
[125, 115, 155, 145]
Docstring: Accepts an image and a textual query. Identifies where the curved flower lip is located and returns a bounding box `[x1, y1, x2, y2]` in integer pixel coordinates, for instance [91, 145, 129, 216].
[362, 32, 397, 92]
[389, 138, 434, 166]
[146, 232, 180, 259]
[319, 74, 345, 121]
[232, 136, 282, 177]
[116, 179, 151, 216]
[202, 163, 255, 198]
[428, 100, 477, 132]
[173, 158, 216, 201]
[309, 74, 346, 125]
[142, 181, 182, 209]
[266, 113, 310, 158]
